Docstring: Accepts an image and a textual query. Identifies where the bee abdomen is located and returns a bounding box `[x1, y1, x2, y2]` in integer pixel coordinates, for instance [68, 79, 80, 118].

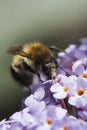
[10, 66, 33, 86]
[23, 61, 35, 73]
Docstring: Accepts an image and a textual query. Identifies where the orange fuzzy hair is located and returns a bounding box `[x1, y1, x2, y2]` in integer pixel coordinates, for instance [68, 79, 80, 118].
[22, 42, 53, 62]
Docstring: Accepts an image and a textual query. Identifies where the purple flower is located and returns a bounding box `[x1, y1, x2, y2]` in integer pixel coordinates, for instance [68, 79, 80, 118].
[78, 110, 87, 121]
[30, 80, 57, 105]
[25, 94, 46, 114]
[57, 37, 87, 75]
[9, 109, 38, 129]
[1, 37, 87, 129]
[34, 105, 67, 130]
[79, 37, 87, 51]
[72, 58, 87, 74]
[50, 74, 77, 99]
[68, 90, 87, 109]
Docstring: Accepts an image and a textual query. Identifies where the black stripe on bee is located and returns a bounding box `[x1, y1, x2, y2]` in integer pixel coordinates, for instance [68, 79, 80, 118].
[22, 61, 35, 73]
[10, 66, 33, 86]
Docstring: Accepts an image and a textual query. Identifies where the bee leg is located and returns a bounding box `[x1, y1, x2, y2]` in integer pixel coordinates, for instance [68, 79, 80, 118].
[36, 73, 45, 82]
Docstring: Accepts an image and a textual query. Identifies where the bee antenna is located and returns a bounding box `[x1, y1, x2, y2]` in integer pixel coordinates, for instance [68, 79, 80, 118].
[49, 45, 66, 53]
[58, 65, 71, 76]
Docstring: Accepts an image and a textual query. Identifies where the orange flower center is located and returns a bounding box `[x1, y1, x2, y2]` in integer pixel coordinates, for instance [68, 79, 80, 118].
[82, 73, 87, 78]
[77, 88, 84, 96]
[83, 117, 87, 122]
[46, 119, 53, 125]
[63, 125, 68, 130]
[63, 87, 69, 92]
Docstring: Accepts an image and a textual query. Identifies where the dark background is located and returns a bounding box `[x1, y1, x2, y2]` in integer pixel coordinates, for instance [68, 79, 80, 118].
[0, 0, 87, 120]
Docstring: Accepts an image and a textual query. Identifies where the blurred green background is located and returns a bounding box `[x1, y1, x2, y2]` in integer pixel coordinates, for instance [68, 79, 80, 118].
[0, 0, 87, 120]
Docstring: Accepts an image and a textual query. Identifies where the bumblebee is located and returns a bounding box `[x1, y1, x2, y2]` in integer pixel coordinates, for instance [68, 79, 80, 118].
[7, 42, 59, 87]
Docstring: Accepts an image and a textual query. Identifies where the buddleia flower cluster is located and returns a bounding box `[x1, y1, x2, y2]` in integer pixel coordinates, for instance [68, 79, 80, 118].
[1, 37, 87, 130]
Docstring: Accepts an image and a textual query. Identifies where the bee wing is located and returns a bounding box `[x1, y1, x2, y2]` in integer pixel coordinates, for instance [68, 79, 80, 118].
[7, 46, 23, 54]
[7, 46, 28, 57]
